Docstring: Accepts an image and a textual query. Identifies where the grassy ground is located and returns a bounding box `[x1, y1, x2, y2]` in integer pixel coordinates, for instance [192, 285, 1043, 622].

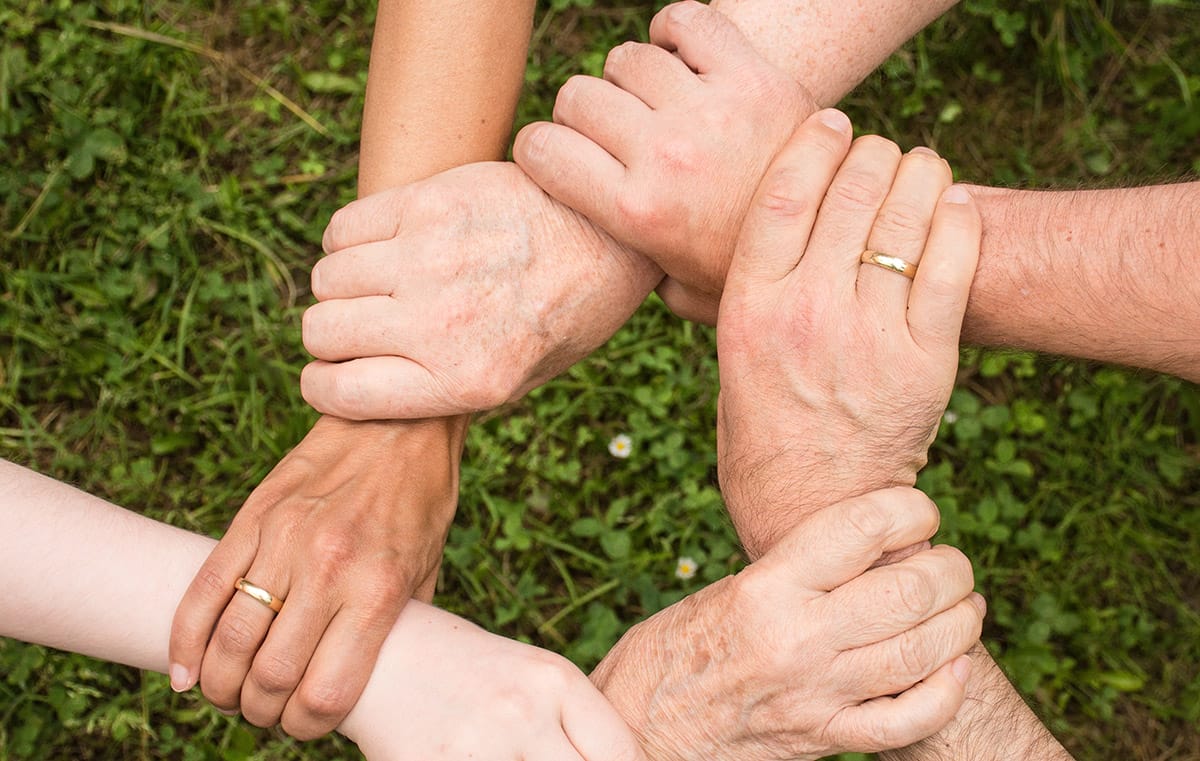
[2, 0, 1198, 759]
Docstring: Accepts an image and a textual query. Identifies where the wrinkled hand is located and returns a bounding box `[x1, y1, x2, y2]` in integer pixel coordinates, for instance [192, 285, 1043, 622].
[301, 161, 661, 420]
[515, 1, 812, 323]
[342, 602, 646, 761]
[592, 489, 984, 760]
[169, 415, 465, 739]
[716, 110, 982, 556]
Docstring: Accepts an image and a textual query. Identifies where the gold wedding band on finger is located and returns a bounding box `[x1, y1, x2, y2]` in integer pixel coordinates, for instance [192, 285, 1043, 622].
[235, 577, 284, 613]
[860, 250, 918, 280]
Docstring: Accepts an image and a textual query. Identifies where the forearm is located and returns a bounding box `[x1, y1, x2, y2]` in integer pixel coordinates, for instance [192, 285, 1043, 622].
[358, 0, 533, 194]
[0, 459, 429, 744]
[881, 644, 1073, 761]
[963, 182, 1200, 381]
[710, 0, 957, 104]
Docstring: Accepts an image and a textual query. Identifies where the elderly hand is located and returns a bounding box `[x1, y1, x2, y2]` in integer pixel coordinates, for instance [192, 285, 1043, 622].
[715, 109, 982, 557]
[515, 1, 812, 323]
[342, 602, 646, 761]
[300, 161, 661, 420]
[592, 488, 983, 760]
[169, 416, 464, 739]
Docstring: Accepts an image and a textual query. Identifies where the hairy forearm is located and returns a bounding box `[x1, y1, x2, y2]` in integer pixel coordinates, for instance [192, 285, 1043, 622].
[882, 644, 1073, 761]
[964, 182, 1200, 381]
[710, 0, 957, 104]
[358, 0, 533, 194]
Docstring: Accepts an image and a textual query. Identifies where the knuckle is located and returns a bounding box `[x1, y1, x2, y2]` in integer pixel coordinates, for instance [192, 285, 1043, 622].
[308, 528, 357, 580]
[842, 497, 894, 544]
[553, 75, 586, 119]
[873, 200, 931, 238]
[755, 169, 819, 220]
[602, 42, 638, 78]
[888, 566, 937, 621]
[615, 189, 667, 233]
[829, 168, 889, 211]
[294, 679, 355, 726]
[193, 564, 234, 601]
[894, 629, 932, 679]
[250, 652, 305, 697]
[214, 612, 263, 657]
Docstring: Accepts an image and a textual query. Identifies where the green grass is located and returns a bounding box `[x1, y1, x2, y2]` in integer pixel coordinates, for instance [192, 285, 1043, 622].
[2, 0, 1199, 759]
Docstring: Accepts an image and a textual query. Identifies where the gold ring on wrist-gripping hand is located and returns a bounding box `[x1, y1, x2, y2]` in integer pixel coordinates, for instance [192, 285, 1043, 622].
[860, 250, 918, 280]
[235, 577, 284, 613]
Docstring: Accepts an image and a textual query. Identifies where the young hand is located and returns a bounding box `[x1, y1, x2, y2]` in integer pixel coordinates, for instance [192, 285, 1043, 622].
[169, 416, 464, 739]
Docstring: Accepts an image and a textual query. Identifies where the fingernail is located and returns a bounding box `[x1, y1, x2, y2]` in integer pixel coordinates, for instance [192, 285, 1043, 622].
[971, 592, 988, 617]
[952, 655, 972, 685]
[169, 663, 194, 693]
[217, 707, 239, 717]
[943, 185, 971, 204]
[309, 266, 321, 295]
[909, 146, 940, 158]
[817, 109, 851, 134]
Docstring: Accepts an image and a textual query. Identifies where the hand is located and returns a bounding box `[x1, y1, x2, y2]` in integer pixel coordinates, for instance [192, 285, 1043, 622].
[591, 488, 984, 760]
[341, 602, 646, 761]
[169, 415, 465, 739]
[514, 1, 812, 323]
[715, 110, 982, 557]
[301, 161, 662, 420]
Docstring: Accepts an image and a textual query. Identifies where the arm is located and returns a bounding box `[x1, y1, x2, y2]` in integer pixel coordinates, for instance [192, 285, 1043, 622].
[0, 459, 646, 761]
[169, 0, 536, 738]
[301, 0, 961, 419]
[963, 183, 1200, 382]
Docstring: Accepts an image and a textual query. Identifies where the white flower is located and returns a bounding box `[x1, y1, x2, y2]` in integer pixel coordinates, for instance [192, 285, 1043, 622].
[608, 434, 633, 459]
[675, 556, 699, 580]
[942, 410, 959, 425]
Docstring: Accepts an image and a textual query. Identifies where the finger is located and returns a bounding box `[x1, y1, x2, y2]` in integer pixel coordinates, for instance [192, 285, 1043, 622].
[552, 75, 652, 163]
[656, 277, 720, 326]
[512, 121, 625, 230]
[310, 239, 399, 301]
[300, 357, 454, 420]
[321, 187, 411, 254]
[824, 544, 975, 649]
[560, 680, 648, 761]
[857, 147, 952, 316]
[169, 522, 258, 693]
[239, 589, 336, 728]
[726, 108, 852, 286]
[906, 184, 983, 352]
[825, 656, 972, 753]
[750, 487, 941, 593]
[302, 297, 407, 362]
[200, 563, 290, 713]
[281, 605, 397, 740]
[602, 41, 697, 108]
[799, 134, 903, 285]
[838, 593, 985, 698]
[649, 1, 754, 77]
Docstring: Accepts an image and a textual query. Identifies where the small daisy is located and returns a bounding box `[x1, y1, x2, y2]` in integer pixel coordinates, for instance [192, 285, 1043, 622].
[942, 410, 959, 425]
[675, 556, 699, 581]
[608, 433, 633, 459]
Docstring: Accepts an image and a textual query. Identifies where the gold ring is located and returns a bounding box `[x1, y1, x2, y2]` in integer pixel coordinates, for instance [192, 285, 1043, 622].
[235, 577, 284, 613]
[860, 250, 918, 280]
